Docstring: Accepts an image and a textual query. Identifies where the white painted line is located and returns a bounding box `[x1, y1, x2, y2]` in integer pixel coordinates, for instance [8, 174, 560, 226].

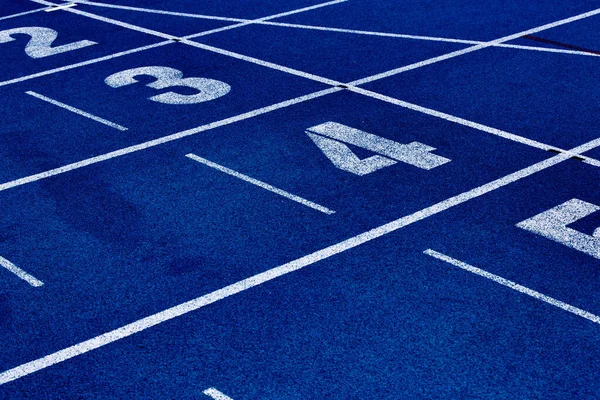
[0, 40, 173, 88]
[0, 256, 44, 287]
[72, 0, 246, 22]
[203, 388, 234, 400]
[345, 86, 600, 167]
[35, 0, 600, 165]
[0, 7, 47, 20]
[0, 87, 341, 192]
[2, 137, 599, 384]
[67, 1, 600, 58]
[45, 2, 76, 12]
[26, 91, 128, 131]
[349, 6, 600, 86]
[424, 249, 600, 324]
[183, 0, 348, 39]
[186, 153, 335, 215]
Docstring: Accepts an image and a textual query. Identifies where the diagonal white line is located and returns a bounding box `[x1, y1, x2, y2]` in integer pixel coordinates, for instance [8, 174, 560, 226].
[1, 137, 599, 384]
[424, 249, 600, 324]
[0, 88, 341, 193]
[0, 256, 44, 287]
[349, 7, 600, 86]
[26, 91, 128, 131]
[0, 7, 47, 21]
[186, 154, 335, 214]
[203, 388, 234, 400]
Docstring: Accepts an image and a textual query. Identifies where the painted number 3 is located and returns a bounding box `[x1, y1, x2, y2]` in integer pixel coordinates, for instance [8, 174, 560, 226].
[105, 66, 231, 105]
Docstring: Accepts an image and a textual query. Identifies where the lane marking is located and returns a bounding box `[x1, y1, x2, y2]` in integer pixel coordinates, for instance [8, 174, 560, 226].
[183, 0, 348, 39]
[45, 2, 76, 12]
[0, 7, 47, 20]
[31, 0, 600, 166]
[26, 91, 128, 131]
[0, 41, 174, 88]
[186, 153, 335, 215]
[0, 88, 341, 192]
[348, 6, 600, 86]
[344, 86, 600, 167]
[67, 0, 600, 57]
[0, 256, 44, 287]
[424, 249, 600, 324]
[1, 137, 599, 384]
[203, 388, 234, 400]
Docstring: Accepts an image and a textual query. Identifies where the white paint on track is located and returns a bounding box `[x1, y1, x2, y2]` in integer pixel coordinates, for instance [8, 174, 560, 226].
[45, 3, 77, 12]
[424, 249, 600, 324]
[0, 41, 173, 88]
[0, 7, 47, 20]
[0, 87, 341, 192]
[1, 137, 599, 384]
[26, 91, 128, 131]
[203, 388, 234, 400]
[186, 153, 335, 214]
[0, 256, 43, 287]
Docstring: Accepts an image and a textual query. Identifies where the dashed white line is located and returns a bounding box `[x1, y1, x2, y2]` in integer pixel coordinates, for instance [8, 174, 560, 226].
[0, 256, 43, 287]
[424, 249, 600, 324]
[186, 153, 335, 215]
[26, 91, 128, 131]
[1, 136, 599, 384]
[203, 388, 234, 400]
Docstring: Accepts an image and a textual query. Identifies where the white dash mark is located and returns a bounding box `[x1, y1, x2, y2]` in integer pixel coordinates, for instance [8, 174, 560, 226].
[186, 154, 335, 215]
[203, 388, 234, 400]
[0, 256, 43, 287]
[424, 249, 600, 324]
[26, 91, 128, 131]
[45, 2, 76, 11]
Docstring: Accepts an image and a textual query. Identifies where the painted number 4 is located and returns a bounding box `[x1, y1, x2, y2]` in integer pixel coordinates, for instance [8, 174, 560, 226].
[306, 122, 450, 176]
[517, 198, 600, 259]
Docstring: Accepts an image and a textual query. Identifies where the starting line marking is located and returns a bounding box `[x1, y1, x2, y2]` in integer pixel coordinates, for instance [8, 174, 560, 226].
[203, 388, 234, 400]
[0, 8, 46, 21]
[26, 91, 128, 131]
[424, 249, 600, 324]
[186, 153, 335, 215]
[45, 3, 77, 12]
[1, 137, 599, 385]
[0, 255, 44, 287]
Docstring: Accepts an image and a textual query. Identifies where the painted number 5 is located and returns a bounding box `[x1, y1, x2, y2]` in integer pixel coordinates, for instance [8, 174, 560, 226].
[0, 27, 96, 58]
[105, 66, 231, 105]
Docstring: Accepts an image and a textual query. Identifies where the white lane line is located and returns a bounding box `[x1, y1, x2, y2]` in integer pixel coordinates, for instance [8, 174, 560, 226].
[34, 0, 600, 165]
[1, 137, 599, 385]
[349, 7, 600, 86]
[0, 256, 44, 287]
[0, 87, 341, 192]
[186, 154, 335, 215]
[30, 0, 343, 86]
[0, 7, 47, 20]
[203, 388, 234, 400]
[344, 86, 600, 167]
[183, 0, 347, 39]
[45, 2, 76, 12]
[0, 40, 173, 88]
[26, 91, 128, 131]
[424, 249, 600, 324]
[72, 0, 246, 22]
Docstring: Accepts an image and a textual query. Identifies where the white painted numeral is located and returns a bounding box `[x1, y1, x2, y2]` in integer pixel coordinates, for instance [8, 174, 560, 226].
[306, 121, 450, 176]
[105, 66, 231, 105]
[517, 198, 600, 259]
[0, 27, 96, 58]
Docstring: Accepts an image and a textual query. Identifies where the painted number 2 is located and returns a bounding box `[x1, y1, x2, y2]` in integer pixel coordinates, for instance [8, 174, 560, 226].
[0, 27, 96, 58]
[105, 66, 231, 105]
